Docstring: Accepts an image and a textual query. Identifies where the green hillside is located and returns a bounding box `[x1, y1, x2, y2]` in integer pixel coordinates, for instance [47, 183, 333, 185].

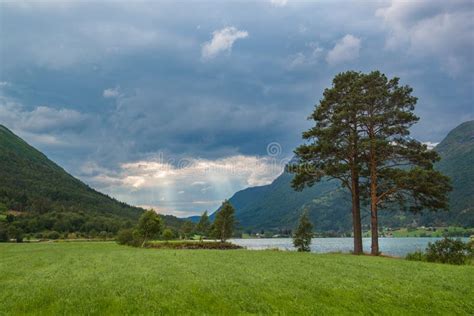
[0, 125, 146, 236]
[225, 121, 474, 232]
[420, 120, 474, 226]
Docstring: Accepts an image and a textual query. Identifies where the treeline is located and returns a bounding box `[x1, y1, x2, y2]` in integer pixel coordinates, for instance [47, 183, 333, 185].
[118, 201, 237, 247]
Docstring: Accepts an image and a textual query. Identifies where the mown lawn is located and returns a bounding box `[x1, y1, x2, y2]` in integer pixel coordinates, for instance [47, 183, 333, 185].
[0, 242, 472, 315]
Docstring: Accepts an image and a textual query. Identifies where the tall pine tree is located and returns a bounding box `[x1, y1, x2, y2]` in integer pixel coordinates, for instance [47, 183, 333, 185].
[291, 71, 365, 254]
[358, 71, 451, 255]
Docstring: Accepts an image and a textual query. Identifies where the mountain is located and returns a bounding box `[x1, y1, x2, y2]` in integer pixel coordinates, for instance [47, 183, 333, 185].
[0, 125, 179, 236]
[223, 121, 474, 232]
[420, 120, 474, 226]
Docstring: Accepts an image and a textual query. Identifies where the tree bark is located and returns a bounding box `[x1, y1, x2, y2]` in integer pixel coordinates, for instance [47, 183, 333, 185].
[351, 172, 363, 255]
[369, 143, 379, 255]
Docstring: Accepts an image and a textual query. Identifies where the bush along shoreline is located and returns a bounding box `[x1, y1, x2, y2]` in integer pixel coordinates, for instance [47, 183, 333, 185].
[406, 238, 473, 265]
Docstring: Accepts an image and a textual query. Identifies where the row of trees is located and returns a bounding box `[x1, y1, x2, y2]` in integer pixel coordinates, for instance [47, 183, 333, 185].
[291, 71, 451, 255]
[118, 201, 237, 247]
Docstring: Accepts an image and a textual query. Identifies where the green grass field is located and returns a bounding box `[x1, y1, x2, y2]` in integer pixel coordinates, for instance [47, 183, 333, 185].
[1, 242, 473, 315]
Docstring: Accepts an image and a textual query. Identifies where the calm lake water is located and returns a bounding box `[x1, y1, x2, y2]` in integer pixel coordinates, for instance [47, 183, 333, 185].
[229, 237, 470, 257]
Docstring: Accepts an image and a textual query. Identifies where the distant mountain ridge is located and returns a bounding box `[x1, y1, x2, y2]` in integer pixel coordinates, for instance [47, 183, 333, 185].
[219, 121, 474, 232]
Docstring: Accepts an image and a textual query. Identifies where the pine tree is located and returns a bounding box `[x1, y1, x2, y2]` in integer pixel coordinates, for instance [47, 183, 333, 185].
[196, 211, 211, 237]
[290, 71, 365, 254]
[180, 221, 195, 240]
[293, 212, 313, 252]
[212, 200, 235, 242]
[357, 71, 452, 255]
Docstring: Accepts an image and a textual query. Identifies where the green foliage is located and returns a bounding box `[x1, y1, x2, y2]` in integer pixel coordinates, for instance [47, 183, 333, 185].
[351, 71, 451, 254]
[290, 71, 366, 254]
[426, 238, 471, 265]
[7, 225, 24, 242]
[134, 210, 163, 247]
[196, 211, 211, 236]
[47, 231, 60, 240]
[1, 242, 473, 314]
[293, 212, 313, 252]
[116, 229, 135, 246]
[405, 251, 426, 262]
[0, 224, 9, 242]
[212, 200, 235, 242]
[180, 221, 195, 239]
[162, 228, 174, 241]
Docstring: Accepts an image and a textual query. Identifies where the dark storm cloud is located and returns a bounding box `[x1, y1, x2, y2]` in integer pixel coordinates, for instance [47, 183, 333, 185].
[0, 0, 472, 216]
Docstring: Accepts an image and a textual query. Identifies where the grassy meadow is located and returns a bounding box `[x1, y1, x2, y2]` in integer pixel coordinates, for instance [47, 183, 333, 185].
[1, 242, 473, 315]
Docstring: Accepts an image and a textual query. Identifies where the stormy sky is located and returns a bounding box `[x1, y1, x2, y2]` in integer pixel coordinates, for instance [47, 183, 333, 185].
[0, 0, 473, 217]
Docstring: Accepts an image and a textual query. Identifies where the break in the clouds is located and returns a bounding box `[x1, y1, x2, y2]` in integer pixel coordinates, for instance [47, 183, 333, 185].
[201, 27, 249, 60]
[326, 35, 361, 66]
[103, 87, 120, 99]
[0, 0, 472, 216]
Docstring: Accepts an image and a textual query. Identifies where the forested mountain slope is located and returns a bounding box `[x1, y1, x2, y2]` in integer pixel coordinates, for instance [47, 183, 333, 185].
[0, 125, 180, 235]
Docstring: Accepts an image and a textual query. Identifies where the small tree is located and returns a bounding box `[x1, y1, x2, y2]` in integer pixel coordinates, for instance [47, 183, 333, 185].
[135, 210, 163, 247]
[180, 221, 195, 240]
[196, 211, 211, 237]
[8, 225, 24, 243]
[212, 200, 235, 242]
[162, 228, 174, 241]
[293, 211, 313, 252]
[116, 228, 134, 246]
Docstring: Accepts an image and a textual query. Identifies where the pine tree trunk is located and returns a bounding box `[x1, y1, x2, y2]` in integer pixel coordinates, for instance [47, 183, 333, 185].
[369, 146, 379, 255]
[351, 172, 363, 255]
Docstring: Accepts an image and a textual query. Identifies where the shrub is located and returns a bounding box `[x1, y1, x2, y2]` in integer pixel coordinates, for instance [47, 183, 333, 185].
[99, 231, 108, 240]
[8, 225, 24, 242]
[0, 224, 8, 242]
[426, 238, 470, 265]
[162, 228, 174, 241]
[116, 229, 135, 246]
[47, 231, 60, 240]
[406, 250, 426, 262]
[465, 240, 473, 258]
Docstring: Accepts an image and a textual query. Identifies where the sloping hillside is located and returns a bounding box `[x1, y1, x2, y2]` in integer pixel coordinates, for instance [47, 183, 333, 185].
[0, 125, 144, 235]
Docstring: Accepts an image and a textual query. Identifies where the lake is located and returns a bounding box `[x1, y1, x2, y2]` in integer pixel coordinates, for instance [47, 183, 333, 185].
[229, 237, 470, 257]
